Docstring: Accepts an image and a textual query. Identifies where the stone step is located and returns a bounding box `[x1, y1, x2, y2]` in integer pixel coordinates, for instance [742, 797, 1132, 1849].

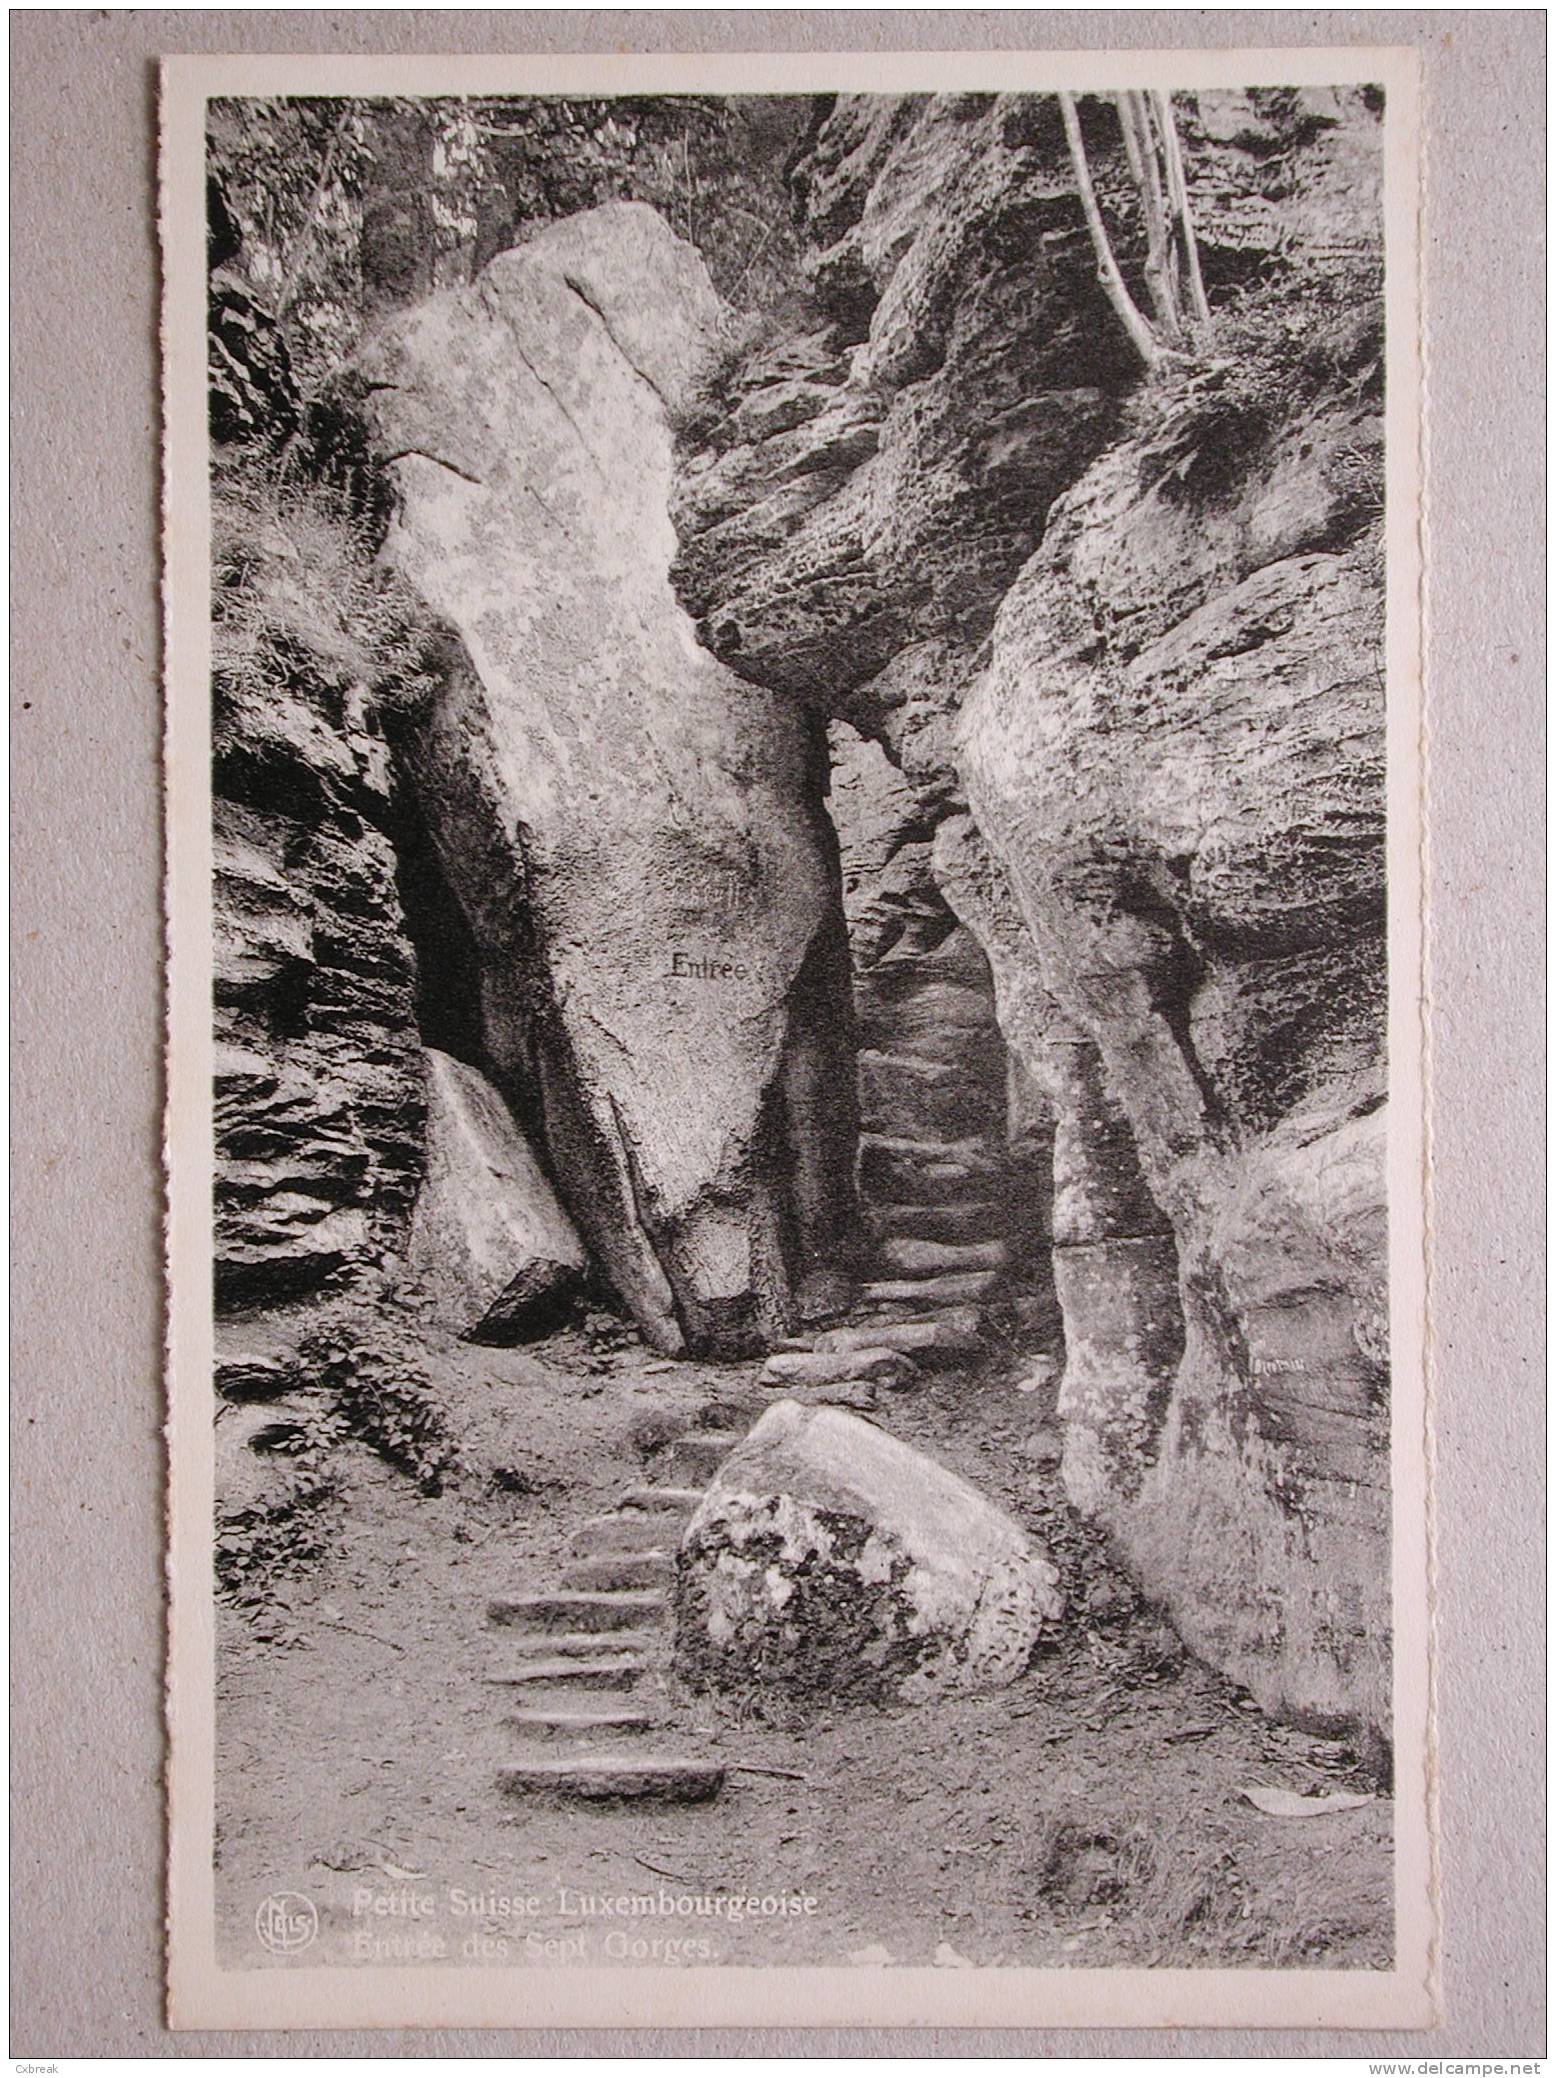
[505, 1700, 655, 1738]
[859, 1049, 963, 1085]
[485, 1655, 650, 1691]
[496, 1754, 726, 1805]
[878, 1235, 1007, 1276]
[562, 1551, 676, 1594]
[569, 1512, 685, 1558]
[857, 979, 992, 1033]
[618, 1485, 704, 1515]
[487, 1589, 667, 1633]
[866, 1201, 1007, 1247]
[858, 1135, 1003, 1206]
[815, 1309, 984, 1359]
[856, 1020, 1005, 1078]
[759, 1347, 919, 1389]
[862, 1271, 1001, 1308]
[861, 1133, 1000, 1165]
[503, 1627, 660, 1661]
[666, 1431, 746, 1484]
[857, 1051, 1001, 1139]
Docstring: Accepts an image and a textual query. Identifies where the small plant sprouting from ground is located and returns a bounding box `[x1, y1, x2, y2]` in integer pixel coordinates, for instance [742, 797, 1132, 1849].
[215, 1404, 346, 1620]
[300, 1327, 460, 1494]
[215, 1324, 461, 1621]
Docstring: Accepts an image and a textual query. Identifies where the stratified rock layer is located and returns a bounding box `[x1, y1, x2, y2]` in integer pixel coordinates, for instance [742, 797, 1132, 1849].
[406, 1050, 586, 1341]
[672, 95, 1137, 712]
[356, 204, 856, 1356]
[675, 1401, 1063, 1704]
[957, 314, 1389, 1731]
[212, 620, 423, 1309]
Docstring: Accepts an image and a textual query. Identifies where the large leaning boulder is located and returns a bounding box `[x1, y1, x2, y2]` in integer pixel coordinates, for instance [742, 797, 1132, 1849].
[404, 1050, 586, 1342]
[674, 1402, 1062, 1705]
[355, 204, 856, 1356]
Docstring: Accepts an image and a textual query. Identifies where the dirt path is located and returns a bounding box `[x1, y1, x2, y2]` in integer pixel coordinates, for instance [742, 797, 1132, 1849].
[216, 1318, 1392, 1973]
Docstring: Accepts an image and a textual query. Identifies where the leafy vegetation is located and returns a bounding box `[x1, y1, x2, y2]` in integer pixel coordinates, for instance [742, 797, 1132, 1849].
[214, 1405, 345, 1620]
[298, 1325, 459, 1495]
[211, 459, 439, 722]
[214, 1314, 462, 1621]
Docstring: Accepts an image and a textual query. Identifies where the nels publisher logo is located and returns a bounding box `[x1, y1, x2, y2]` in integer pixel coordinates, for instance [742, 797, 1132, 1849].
[255, 1891, 318, 1955]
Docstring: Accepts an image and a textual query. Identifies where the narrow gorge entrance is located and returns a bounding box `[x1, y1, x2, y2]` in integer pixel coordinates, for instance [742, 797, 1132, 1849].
[825, 723, 1063, 1370]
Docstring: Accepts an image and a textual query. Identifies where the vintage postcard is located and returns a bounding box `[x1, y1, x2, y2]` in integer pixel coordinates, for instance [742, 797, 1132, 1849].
[163, 45, 1432, 2030]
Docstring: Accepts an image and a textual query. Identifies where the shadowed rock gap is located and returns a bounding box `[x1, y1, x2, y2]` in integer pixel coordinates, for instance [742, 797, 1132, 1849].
[388, 781, 487, 1072]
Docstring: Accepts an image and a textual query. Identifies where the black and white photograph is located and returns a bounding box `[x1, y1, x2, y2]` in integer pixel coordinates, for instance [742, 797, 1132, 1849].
[162, 47, 1430, 2030]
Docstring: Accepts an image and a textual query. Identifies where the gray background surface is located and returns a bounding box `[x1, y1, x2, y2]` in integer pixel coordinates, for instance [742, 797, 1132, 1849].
[10, 7, 1544, 2057]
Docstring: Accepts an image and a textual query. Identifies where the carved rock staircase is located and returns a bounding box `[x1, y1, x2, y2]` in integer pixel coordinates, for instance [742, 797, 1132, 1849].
[485, 1426, 750, 1807]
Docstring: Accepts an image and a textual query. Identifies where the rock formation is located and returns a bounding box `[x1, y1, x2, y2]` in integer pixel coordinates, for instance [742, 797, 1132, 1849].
[406, 1050, 586, 1341]
[671, 89, 1390, 1731]
[211, 498, 425, 1309]
[208, 89, 1394, 1737]
[353, 204, 856, 1357]
[827, 724, 1056, 1345]
[675, 1401, 1063, 1705]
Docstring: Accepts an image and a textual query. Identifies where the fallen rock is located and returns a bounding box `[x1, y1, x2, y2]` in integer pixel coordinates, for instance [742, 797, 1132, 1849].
[1014, 1360, 1061, 1402]
[214, 1349, 299, 1403]
[214, 1397, 323, 1517]
[676, 1402, 1061, 1705]
[405, 1051, 586, 1341]
[759, 1347, 919, 1389]
[1025, 1425, 1064, 1466]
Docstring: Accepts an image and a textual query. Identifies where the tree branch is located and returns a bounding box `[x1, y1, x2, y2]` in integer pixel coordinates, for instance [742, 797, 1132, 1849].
[1152, 88, 1213, 326]
[274, 105, 354, 321]
[1126, 90, 1183, 345]
[1058, 91, 1160, 369]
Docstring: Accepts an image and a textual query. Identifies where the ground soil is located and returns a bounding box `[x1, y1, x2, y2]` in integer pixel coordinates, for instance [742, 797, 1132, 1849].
[215, 1306, 1394, 1976]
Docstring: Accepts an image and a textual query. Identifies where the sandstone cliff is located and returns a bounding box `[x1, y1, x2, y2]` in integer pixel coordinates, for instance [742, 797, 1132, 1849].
[208, 91, 1394, 1735]
[672, 88, 1390, 1730]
